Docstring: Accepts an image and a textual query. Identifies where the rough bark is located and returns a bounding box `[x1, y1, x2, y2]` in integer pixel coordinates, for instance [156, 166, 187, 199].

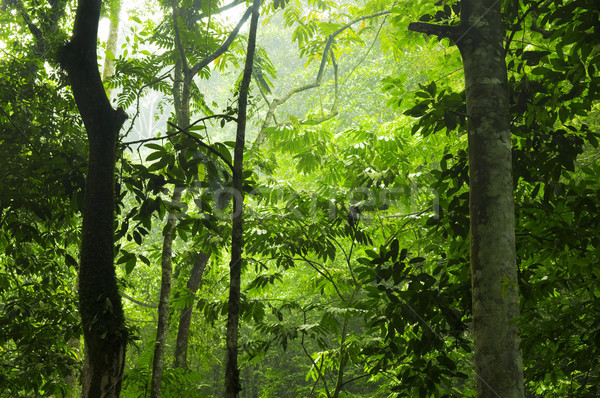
[224, 1, 260, 396]
[59, 0, 128, 396]
[173, 251, 211, 369]
[409, 1, 524, 397]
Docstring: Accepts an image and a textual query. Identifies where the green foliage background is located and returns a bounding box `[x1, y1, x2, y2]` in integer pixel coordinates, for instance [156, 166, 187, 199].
[0, 0, 599, 396]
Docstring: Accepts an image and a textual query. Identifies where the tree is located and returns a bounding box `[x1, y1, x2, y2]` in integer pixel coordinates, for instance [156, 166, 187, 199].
[224, 0, 261, 395]
[60, 0, 128, 395]
[173, 251, 211, 369]
[409, 1, 524, 396]
[4, 0, 600, 396]
[148, 1, 253, 395]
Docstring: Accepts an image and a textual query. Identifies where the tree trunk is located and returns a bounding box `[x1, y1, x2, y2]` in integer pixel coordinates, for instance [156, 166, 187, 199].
[102, 2, 121, 99]
[149, 59, 192, 398]
[224, 1, 260, 396]
[174, 251, 211, 369]
[460, 3, 524, 396]
[150, 0, 251, 391]
[149, 188, 182, 398]
[409, 1, 524, 397]
[149, 2, 197, 388]
[59, 0, 128, 396]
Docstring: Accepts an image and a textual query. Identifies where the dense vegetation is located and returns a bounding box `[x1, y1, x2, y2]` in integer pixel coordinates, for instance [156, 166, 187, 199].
[1, 0, 599, 396]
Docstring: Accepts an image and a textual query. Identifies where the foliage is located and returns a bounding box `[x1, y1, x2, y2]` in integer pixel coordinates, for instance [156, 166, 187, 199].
[1, 0, 600, 396]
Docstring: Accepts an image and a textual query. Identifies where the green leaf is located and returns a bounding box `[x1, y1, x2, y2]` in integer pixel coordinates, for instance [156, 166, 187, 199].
[197, 163, 206, 181]
[146, 150, 164, 162]
[145, 143, 165, 151]
[65, 254, 78, 268]
[390, 238, 399, 262]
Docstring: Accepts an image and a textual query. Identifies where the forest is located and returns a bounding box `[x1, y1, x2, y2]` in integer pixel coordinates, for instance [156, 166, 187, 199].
[0, 0, 599, 396]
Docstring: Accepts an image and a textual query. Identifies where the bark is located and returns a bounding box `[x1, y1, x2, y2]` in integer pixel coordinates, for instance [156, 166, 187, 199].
[409, 1, 524, 397]
[149, 53, 190, 398]
[149, 188, 182, 398]
[149, 2, 251, 393]
[102, 4, 121, 99]
[59, 0, 128, 396]
[224, 1, 260, 396]
[173, 251, 211, 369]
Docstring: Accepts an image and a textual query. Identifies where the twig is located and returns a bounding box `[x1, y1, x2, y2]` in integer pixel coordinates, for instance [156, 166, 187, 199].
[198, 0, 244, 19]
[189, 6, 253, 77]
[121, 131, 181, 146]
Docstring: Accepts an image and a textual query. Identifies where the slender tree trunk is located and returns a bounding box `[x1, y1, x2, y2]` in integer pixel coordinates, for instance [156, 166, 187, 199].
[59, 0, 128, 396]
[149, 60, 191, 398]
[409, 1, 524, 397]
[149, 188, 182, 398]
[174, 251, 211, 369]
[102, 3, 121, 99]
[224, 1, 260, 396]
[151, 0, 250, 391]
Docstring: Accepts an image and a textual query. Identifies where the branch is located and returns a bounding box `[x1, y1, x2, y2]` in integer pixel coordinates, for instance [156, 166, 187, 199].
[253, 10, 390, 148]
[188, 113, 238, 128]
[340, 14, 387, 91]
[122, 114, 236, 168]
[121, 292, 156, 308]
[15, 1, 44, 44]
[504, 0, 549, 54]
[167, 121, 234, 172]
[407, 22, 466, 44]
[120, 131, 181, 146]
[301, 309, 332, 398]
[296, 254, 344, 301]
[189, 6, 253, 77]
[198, 0, 245, 19]
[171, 0, 189, 73]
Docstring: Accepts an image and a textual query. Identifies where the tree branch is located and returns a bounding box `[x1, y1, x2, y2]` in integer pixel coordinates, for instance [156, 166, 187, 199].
[122, 69, 174, 139]
[407, 22, 466, 44]
[189, 6, 253, 77]
[14, 0, 44, 44]
[121, 293, 156, 309]
[198, 0, 245, 19]
[253, 10, 390, 148]
[120, 131, 181, 146]
[170, 0, 189, 73]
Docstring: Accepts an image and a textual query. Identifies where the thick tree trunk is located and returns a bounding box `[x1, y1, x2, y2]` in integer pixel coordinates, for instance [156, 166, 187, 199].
[224, 1, 260, 396]
[409, 1, 524, 397]
[174, 251, 211, 369]
[60, 0, 128, 396]
[460, 3, 524, 397]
